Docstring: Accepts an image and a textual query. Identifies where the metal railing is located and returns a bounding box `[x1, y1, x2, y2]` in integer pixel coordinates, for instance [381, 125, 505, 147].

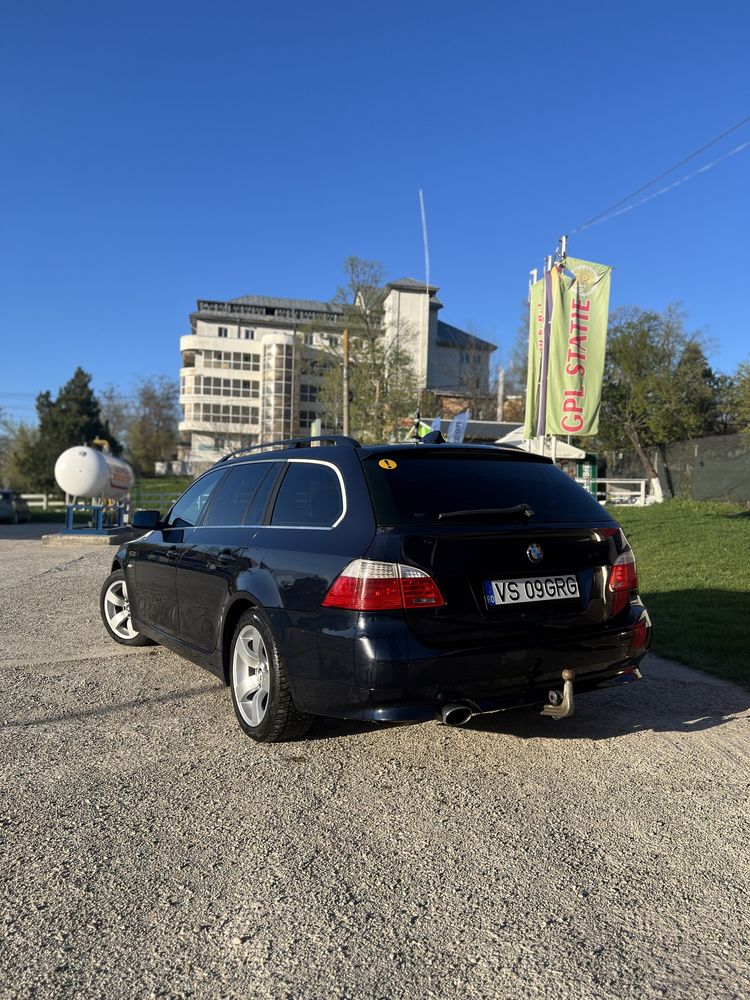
[575, 478, 652, 506]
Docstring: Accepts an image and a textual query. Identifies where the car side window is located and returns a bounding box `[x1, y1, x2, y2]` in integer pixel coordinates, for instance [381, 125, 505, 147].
[270, 462, 343, 528]
[202, 462, 274, 526]
[166, 469, 226, 528]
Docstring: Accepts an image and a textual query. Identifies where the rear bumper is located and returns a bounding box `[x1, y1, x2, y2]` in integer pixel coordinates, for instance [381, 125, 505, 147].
[288, 605, 651, 722]
[361, 664, 644, 722]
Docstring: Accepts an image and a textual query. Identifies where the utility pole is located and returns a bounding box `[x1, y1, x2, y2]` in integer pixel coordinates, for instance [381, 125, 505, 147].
[342, 327, 350, 437]
[496, 367, 505, 422]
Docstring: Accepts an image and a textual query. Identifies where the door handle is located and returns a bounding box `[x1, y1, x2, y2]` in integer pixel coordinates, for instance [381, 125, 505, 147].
[166, 547, 179, 560]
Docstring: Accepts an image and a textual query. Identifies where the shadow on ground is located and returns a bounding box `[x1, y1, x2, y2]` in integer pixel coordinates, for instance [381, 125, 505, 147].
[4, 655, 747, 745]
[310, 657, 750, 743]
[0, 685, 215, 731]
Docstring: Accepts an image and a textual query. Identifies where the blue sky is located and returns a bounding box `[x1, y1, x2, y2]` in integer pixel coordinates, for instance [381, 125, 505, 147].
[1, 0, 749, 422]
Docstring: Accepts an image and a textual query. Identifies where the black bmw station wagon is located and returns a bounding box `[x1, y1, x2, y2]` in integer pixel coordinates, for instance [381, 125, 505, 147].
[100, 436, 651, 742]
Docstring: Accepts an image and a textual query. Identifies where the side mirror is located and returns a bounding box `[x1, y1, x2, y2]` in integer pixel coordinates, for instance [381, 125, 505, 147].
[130, 509, 162, 529]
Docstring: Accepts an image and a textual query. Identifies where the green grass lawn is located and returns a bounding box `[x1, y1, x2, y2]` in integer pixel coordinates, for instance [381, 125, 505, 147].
[613, 499, 750, 684]
[131, 475, 193, 508]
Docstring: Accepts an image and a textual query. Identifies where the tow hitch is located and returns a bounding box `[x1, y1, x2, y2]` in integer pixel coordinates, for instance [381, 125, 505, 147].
[540, 669, 575, 719]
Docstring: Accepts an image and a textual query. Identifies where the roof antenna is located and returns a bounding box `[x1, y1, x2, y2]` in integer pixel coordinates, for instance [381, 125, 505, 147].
[412, 406, 422, 444]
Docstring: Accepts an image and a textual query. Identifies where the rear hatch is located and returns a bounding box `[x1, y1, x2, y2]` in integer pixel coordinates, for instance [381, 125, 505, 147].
[361, 447, 624, 646]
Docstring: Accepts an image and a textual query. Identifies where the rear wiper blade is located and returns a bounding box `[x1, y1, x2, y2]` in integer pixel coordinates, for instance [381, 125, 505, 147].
[438, 505, 535, 522]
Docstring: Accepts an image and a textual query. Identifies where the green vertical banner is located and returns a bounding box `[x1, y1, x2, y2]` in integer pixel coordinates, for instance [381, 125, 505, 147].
[546, 257, 612, 436]
[523, 277, 546, 438]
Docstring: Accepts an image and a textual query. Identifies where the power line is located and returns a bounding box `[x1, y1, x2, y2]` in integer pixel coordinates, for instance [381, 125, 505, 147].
[576, 139, 750, 233]
[572, 112, 750, 233]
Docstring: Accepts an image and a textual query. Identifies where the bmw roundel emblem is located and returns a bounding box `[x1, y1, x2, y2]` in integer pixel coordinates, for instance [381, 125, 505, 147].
[527, 543, 544, 563]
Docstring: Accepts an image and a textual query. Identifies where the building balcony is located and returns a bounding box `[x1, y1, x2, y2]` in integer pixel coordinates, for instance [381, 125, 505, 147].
[180, 389, 261, 403]
[180, 334, 264, 356]
[179, 419, 261, 434]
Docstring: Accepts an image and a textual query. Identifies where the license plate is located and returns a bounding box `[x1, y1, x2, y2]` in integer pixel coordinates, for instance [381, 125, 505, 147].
[483, 574, 579, 607]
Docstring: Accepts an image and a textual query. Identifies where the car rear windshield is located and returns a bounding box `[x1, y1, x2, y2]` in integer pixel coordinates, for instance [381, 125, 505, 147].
[362, 452, 612, 526]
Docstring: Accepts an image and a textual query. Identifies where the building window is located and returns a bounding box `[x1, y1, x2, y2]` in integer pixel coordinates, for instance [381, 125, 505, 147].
[303, 334, 315, 346]
[218, 327, 228, 338]
[243, 329, 255, 340]
[299, 383, 318, 403]
[190, 376, 261, 400]
[202, 350, 261, 372]
[189, 402, 260, 426]
[299, 410, 318, 429]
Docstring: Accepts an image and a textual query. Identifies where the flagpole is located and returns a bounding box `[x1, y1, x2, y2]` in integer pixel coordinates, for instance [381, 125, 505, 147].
[546, 236, 568, 465]
[536, 254, 554, 453]
[548, 250, 556, 463]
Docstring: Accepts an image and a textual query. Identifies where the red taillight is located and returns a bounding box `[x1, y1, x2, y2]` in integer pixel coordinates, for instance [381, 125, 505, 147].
[608, 550, 638, 592]
[398, 565, 445, 608]
[322, 560, 445, 611]
[608, 547, 638, 614]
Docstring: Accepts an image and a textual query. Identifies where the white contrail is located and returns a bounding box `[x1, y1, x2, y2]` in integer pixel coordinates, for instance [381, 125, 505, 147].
[419, 189, 430, 292]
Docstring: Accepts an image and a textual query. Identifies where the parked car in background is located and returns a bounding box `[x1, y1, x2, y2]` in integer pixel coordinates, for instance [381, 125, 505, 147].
[99, 436, 651, 742]
[0, 490, 31, 524]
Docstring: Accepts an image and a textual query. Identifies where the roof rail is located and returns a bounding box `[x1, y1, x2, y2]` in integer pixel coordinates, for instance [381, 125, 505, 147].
[220, 435, 361, 462]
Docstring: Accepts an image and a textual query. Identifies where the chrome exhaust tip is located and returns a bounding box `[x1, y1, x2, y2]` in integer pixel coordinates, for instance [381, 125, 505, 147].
[441, 703, 473, 727]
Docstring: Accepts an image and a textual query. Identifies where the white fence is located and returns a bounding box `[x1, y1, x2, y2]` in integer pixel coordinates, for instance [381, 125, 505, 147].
[21, 493, 66, 511]
[575, 478, 653, 506]
[21, 492, 181, 513]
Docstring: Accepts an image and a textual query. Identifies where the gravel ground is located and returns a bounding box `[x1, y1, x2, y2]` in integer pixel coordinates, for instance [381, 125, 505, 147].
[1, 536, 749, 1000]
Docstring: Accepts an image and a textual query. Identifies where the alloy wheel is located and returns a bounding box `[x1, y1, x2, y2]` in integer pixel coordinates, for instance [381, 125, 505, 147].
[103, 579, 138, 640]
[232, 624, 270, 727]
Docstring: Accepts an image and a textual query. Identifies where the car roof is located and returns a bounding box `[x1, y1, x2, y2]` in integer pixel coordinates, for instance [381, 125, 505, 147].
[356, 443, 551, 464]
[215, 437, 552, 468]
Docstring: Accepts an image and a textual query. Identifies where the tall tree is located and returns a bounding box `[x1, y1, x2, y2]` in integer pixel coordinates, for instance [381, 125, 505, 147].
[504, 301, 532, 397]
[0, 406, 8, 483]
[489, 300, 531, 422]
[734, 362, 750, 432]
[99, 384, 134, 445]
[317, 257, 419, 442]
[596, 305, 719, 491]
[19, 368, 118, 492]
[126, 375, 180, 475]
[1, 422, 39, 490]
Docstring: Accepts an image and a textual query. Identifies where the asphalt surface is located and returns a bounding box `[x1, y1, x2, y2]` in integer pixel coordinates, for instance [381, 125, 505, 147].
[1, 535, 749, 1000]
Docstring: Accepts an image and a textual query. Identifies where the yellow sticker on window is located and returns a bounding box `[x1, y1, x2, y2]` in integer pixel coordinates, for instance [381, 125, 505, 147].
[378, 459, 398, 470]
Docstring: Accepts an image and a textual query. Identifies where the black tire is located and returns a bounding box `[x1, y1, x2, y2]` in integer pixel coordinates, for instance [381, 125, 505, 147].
[99, 569, 154, 647]
[229, 607, 313, 743]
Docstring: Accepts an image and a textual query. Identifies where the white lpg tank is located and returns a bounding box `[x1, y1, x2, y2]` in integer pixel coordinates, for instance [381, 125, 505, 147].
[54, 447, 135, 500]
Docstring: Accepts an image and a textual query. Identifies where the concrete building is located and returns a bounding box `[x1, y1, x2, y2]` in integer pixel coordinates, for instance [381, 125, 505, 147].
[382, 277, 496, 400]
[178, 280, 496, 468]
